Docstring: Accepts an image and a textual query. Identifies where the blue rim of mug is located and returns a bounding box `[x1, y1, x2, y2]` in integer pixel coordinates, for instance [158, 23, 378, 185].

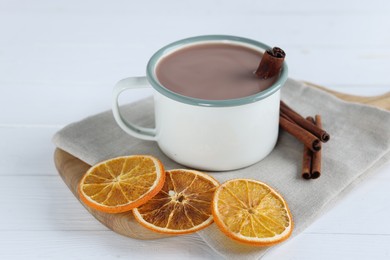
[146, 35, 288, 107]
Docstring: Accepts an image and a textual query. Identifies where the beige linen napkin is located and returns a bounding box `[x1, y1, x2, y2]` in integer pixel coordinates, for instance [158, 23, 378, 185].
[53, 79, 390, 259]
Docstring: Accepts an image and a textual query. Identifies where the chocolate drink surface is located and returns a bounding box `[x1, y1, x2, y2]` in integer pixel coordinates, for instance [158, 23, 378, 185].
[156, 43, 277, 100]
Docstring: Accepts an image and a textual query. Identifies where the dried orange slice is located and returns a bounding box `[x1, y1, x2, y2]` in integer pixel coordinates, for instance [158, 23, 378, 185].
[212, 179, 293, 246]
[133, 169, 219, 234]
[78, 155, 165, 213]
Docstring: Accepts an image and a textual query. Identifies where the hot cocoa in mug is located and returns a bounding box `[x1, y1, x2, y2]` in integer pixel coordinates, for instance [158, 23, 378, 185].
[156, 43, 278, 100]
[112, 35, 288, 171]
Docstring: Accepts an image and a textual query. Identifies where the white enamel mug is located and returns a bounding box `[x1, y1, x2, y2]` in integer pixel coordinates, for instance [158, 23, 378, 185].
[112, 35, 288, 171]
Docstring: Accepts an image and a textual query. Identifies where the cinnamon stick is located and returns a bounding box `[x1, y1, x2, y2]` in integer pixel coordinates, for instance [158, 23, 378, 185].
[255, 47, 285, 79]
[302, 146, 312, 179]
[301, 117, 314, 179]
[311, 115, 322, 179]
[280, 111, 295, 123]
[279, 115, 321, 152]
[280, 101, 330, 142]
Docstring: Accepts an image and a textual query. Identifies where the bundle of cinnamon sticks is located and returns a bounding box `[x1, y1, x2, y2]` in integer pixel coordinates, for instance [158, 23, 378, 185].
[279, 101, 329, 179]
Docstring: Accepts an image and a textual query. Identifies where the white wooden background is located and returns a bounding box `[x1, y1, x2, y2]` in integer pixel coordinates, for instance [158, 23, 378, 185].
[1, 0, 390, 259]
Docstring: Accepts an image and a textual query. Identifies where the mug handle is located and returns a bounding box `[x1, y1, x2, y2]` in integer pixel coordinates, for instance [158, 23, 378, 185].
[112, 77, 157, 141]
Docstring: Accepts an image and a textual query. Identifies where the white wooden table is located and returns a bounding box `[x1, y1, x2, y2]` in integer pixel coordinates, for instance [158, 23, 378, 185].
[1, 1, 389, 259]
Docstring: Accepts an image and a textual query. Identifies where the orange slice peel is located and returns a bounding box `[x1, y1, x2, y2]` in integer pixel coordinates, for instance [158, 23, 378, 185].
[212, 178, 293, 246]
[133, 169, 219, 234]
[78, 155, 165, 213]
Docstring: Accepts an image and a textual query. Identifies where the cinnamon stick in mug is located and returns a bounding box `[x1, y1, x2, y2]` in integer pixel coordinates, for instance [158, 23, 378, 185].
[255, 47, 286, 79]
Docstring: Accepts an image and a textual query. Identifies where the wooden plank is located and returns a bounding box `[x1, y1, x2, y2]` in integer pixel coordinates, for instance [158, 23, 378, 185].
[2, 47, 390, 88]
[288, 48, 390, 87]
[305, 163, 390, 234]
[1, 13, 388, 48]
[0, 175, 106, 231]
[1, 230, 389, 259]
[0, 84, 152, 126]
[304, 82, 390, 110]
[266, 233, 390, 260]
[1, 0, 389, 15]
[0, 127, 59, 175]
[0, 231, 215, 259]
[2, 43, 390, 90]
